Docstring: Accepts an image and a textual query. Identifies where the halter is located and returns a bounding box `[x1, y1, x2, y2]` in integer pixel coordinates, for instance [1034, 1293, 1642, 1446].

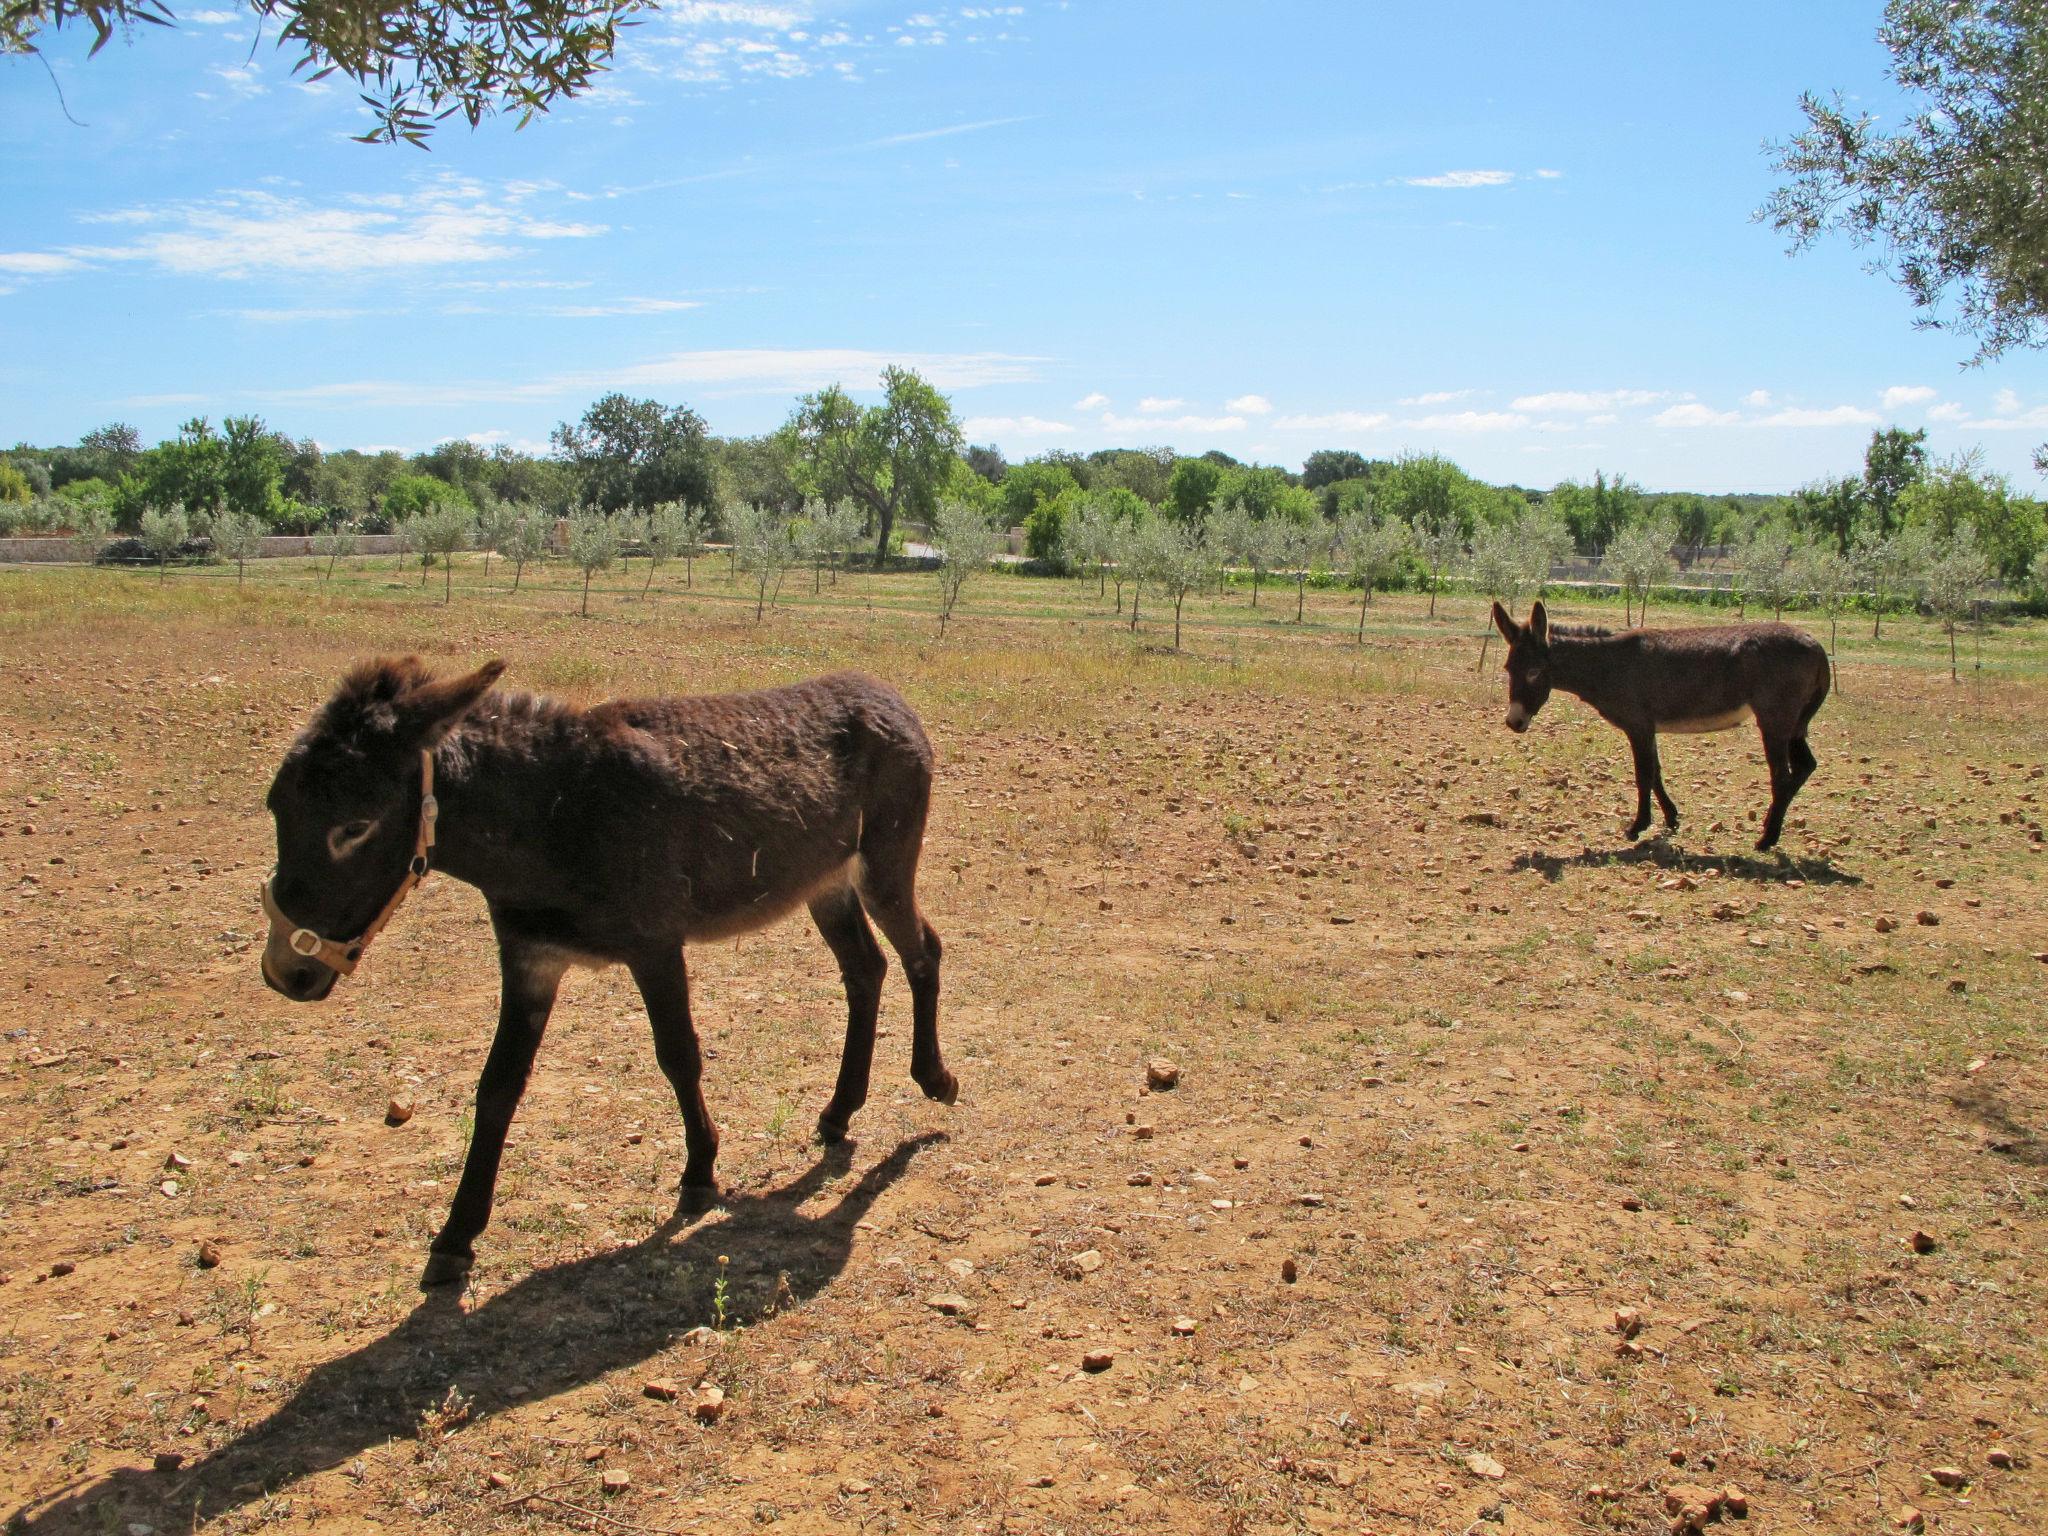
[260, 749, 438, 977]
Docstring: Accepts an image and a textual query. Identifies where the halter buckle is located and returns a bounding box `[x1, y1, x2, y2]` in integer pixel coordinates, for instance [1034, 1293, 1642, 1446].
[289, 928, 324, 958]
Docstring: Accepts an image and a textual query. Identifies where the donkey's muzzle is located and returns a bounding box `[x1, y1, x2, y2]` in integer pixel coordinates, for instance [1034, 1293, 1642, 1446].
[261, 939, 338, 1003]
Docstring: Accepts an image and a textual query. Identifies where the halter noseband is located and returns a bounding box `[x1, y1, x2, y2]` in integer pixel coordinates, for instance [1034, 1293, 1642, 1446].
[260, 749, 438, 977]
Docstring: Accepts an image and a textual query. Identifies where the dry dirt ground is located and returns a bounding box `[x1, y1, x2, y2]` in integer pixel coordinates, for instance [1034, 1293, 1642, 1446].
[2, 563, 2046, 1536]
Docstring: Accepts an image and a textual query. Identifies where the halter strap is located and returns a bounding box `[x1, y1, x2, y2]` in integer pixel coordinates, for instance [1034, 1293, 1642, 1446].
[260, 749, 438, 977]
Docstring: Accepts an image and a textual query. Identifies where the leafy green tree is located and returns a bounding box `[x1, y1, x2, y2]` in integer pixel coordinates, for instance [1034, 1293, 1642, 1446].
[505, 510, 551, 592]
[312, 519, 359, 581]
[709, 433, 804, 516]
[1270, 516, 1321, 622]
[1301, 449, 1375, 491]
[1790, 476, 1868, 554]
[204, 506, 266, 589]
[2030, 542, 2048, 599]
[5, 0, 654, 147]
[553, 394, 714, 515]
[77, 422, 142, 483]
[1549, 469, 1644, 553]
[1163, 457, 1225, 525]
[1205, 500, 1275, 608]
[962, 443, 1008, 483]
[642, 501, 690, 596]
[564, 508, 618, 617]
[134, 418, 226, 518]
[1003, 458, 1080, 534]
[384, 472, 469, 522]
[138, 503, 190, 583]
[931, 501, 1003, 635]
[1900, 450, 2044, 580]
[1917, 529, 1992, 680]
[220, 415, 287, 526]
[1470, 520, 1545, 668]
[1864, 426, 1929, 534]
[1087, 446, 1175, 505]
[787, 369, 963, 568]
[1062, 495, 1115, 597]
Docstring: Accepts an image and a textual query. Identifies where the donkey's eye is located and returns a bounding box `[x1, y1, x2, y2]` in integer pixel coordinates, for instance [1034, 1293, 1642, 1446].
[327, 820, 379, 860]
[1525, 668, 1544, 684]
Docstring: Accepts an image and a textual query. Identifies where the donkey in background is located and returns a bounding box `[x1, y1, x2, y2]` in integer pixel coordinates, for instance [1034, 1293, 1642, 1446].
[1491, 602, 1831, 851]
[260, 657, 955, 1287]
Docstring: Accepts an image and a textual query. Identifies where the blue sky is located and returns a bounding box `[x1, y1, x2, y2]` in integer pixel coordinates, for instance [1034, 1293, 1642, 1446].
[5, 0, 2048, 493]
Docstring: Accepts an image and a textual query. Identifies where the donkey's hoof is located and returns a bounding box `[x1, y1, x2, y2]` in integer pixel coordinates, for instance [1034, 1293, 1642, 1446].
[420, 1251, 473, 1290]
[918, 1069, 959, 1106]
[677, 1180, 720, 1216]
[816, 1114, 850, 1146]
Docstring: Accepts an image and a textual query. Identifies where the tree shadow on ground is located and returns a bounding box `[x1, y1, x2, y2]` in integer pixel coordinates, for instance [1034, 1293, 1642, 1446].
[1949, 1083, 2048, 1167]
[14, 1134, 941, 1533]
[1510, 839, 1862, 887]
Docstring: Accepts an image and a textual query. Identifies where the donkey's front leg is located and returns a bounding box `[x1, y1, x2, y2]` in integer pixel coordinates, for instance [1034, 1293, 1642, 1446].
[425, 939, 566, 1287]
[1623, 730, 1660, 841]
[628, 947, 721, 1209]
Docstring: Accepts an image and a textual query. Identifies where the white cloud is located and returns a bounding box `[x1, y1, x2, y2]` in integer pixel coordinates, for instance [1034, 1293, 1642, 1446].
[1653, 402, 1740, 428]
[1512, 388, 1666, 413]
[48, 178, 604, 280]
[544, 297, 703, 317]
[1993, 387, 2022, 415]
[0, 252, 85, 275]
[1072, 391, 1108, 410]
[1881, 384, 1937, 410]
[663, 2, 809, 24]
[1535, 168, 1564, 179]
[862, 115, 1034, 148]
[1136, 396, 1184, 412]
[224, 306, 372, 323]
[1741, 389, 1773, 408]
[1927, 401, 1968, 422]
[1225, 393, 1273, 415]
[1976, 394, 2048, 430]
[960, 415, 1074, 437]
[1272, 410, 1389, 433]
[185, 9, 241, 21]
[1757, 405, 1881, 428]
[1407, 410, 1529, 432]
[1399, 388, 1475, 406]
[1405, 169, 1516, 189]
[1101, 411, 1246, 435]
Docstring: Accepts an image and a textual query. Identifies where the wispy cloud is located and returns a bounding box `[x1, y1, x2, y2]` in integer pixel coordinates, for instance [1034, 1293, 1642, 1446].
[0, 252, 86, 275]
[1512, 388, 1666, 413]
[1881, 384, 1936, 410]
[1406, 410, 1529, 432]
[1404, 169, 1515, 189]
[960, 414, 1073, 437]
[1757, 404, 1881, 428]
[1273, 410, 1389, 433]
[1136, 396, 1184, 412]
[543, 297, 703, 318]
[1653, 402, 1740, 428]
[1072, 391, 1108, 410]
[1400, 388, 1476, 406]
[862, 114, 1036, 148]
[1101, 410, 1245, 435]
[1225, 393, 1273, 415]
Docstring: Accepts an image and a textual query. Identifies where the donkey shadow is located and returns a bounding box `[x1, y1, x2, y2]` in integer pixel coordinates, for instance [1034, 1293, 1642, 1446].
[14, 1134, 941, 1533]
[1510, 839, 1862, 887]
[1950, 1082, 2048, 1167]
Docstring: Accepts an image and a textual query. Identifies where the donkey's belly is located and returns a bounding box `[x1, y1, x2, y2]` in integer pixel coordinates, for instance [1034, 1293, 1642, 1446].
[1660, 706, 1754, 735]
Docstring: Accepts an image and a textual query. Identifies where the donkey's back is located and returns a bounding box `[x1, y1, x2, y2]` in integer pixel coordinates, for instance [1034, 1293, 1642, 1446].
[1618, 622, 1829, 734]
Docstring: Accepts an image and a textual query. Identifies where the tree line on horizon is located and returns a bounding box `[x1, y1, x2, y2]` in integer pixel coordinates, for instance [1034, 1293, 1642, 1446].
[4, 369, 2044, 600]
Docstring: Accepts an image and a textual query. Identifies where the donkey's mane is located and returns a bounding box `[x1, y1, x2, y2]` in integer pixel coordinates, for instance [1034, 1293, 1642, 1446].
[1548, 623, 1613, 639]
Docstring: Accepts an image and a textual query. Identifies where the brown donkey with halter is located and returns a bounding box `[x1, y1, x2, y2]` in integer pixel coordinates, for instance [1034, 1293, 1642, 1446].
[1491, 601, 1831, 851]
[260, 657, 955, 1287]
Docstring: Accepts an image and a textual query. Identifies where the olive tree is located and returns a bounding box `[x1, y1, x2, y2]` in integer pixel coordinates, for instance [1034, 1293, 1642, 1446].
[1133, 517, 1217, 650]
[1468, 520, 1526, 670]
[1414, 509, 1464, 617]
[930, 500, 1003, 635]
[1917, 528, 1992, 680]
[138, 503, 190, 584]
[1269, 516, 1321, 623]
[727, 501, 794, 622]
[505, 509, 551, 592]
[1850, 524, 1922, 636]
[417, 501, 472, 602]
[1206, 500, 1279, 607]
[475, 497, 519, 582]
[1797, 539, 1855, 670]
[565, 507, 619, 617]
[312, 519, 359, 581]
[1602, 514, 1678, 625]
[1062, 495, 1116, 603]
[205, 506, 266, 589]
[67, 500, 113, 565]
[1337, 504, 1412, 642]
[1734, 523, 1799, 619]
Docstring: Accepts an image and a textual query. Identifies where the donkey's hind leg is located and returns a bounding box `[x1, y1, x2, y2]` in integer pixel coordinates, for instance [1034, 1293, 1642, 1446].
[855, 835, 955, 1107]
[1756, 734, 1796, 851]
[810, 882, 888, 1144]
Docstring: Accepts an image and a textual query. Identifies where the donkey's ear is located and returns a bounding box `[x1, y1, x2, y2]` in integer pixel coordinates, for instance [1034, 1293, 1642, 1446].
[1491, 601, 1518, 643]
[1527, 601, 1548, 644]
[395, 659, 506, 747]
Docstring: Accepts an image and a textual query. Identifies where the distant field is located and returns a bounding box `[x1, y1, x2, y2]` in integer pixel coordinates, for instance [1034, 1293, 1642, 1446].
[3, 557, 2044, 1535]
